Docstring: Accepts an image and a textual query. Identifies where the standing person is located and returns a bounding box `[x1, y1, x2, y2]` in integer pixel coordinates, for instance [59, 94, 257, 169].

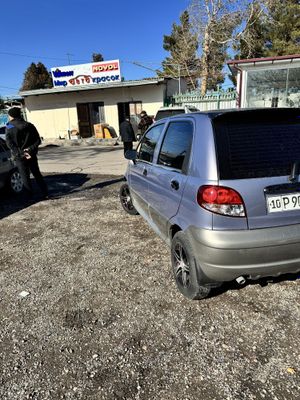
[138, 111, 153, 136]
[5, 107, 48, 199]
[119, 116, 136, 156]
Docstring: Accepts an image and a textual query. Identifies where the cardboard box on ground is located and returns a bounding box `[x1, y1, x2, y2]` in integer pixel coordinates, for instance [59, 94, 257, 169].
[94, 123, 117, 139]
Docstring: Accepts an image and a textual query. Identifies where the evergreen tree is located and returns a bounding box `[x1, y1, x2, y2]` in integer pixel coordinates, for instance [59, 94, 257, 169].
[92, 53, 104, 62]
[21, 62, 53, 91]
[237, 0, 268, 59]
[265, 0, 300, 56]
[160, 11, 200, 90]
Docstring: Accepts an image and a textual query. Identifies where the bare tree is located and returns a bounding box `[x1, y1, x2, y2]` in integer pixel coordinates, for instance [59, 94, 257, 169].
[189, 0, 265, 94]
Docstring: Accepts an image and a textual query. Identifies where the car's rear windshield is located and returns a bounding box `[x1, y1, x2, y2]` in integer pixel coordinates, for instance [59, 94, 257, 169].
[212, 109, 300, 180]
[155, 109, 185, 120]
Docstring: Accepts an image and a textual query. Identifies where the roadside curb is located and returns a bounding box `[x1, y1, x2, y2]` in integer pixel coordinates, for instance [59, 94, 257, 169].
[41, 137, 120, 147]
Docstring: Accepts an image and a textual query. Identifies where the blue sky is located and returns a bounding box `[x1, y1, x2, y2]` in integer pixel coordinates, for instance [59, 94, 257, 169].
[0, 0, 191, 97]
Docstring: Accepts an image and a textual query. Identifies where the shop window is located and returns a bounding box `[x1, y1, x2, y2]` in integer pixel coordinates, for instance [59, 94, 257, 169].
[246, 67, 300, 108]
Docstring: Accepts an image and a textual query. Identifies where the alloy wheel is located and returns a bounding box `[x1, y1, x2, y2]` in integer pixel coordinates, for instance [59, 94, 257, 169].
[173, 243, 190, 288]
[120, 185, 134, 212]
[10, 171, 23, 193]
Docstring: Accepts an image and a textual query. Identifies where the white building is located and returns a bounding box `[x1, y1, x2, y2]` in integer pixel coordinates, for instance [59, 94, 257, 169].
[20, 60, 183, 139]
[227, 54, 300, 108]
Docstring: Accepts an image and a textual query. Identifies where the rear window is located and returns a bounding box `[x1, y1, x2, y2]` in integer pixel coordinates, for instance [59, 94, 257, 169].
[155, 109, 185, 120]
[213, 109, 300, 180]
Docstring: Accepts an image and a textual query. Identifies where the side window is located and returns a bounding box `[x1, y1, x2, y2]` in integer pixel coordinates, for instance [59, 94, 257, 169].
[158, 121, 193, 171]
[137, 124, 164, 163]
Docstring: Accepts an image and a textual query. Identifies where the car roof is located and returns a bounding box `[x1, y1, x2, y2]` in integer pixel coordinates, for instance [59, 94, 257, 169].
[153, 107, 300, 123]
[156, 106, 186, 111]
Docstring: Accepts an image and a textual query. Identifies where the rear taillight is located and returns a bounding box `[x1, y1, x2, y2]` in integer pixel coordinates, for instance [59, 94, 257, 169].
[197, 185, 246, 217]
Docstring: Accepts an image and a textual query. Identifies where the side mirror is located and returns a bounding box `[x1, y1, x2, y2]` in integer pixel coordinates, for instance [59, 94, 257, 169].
[125, 149, 137, 161]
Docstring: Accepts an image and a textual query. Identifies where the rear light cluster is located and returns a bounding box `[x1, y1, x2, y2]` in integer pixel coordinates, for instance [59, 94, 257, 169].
[197, 185, 246, 217]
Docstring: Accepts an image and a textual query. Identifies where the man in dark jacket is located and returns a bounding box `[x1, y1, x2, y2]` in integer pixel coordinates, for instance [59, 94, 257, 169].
[119, 116, 136, 156]
[6, 107, 48, 198]
[138, 111, 153, 136]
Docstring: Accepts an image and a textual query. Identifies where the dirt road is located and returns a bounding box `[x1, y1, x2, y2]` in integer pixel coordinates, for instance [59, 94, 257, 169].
[0, 173, 299, 400]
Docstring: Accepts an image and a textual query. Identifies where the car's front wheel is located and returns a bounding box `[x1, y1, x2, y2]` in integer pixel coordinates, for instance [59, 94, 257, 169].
[171, 231, 211, 300]
[9, 170, 23, 194]
[119, 183, 138, 215]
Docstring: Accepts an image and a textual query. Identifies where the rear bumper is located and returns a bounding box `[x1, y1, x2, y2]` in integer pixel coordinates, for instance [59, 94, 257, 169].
[186, 224, 300, 283]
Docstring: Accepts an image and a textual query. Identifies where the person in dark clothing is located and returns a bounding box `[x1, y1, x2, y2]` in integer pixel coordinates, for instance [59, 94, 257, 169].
[138, 111, 153, 135]
[5, 107, 48, 198]
[119, 116, 136, 156]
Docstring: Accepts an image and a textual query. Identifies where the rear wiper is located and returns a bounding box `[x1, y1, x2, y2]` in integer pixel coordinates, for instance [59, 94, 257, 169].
[289, 161, 300, 182]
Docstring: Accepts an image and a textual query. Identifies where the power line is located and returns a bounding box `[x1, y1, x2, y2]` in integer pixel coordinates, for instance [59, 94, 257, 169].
[0, 52, 166, 69]
[0, 85, 19, 90]
[0, 51, 88, 64]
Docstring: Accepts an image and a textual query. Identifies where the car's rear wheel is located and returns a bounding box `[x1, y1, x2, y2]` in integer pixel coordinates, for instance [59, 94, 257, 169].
[9, 170, 23, 194]
[119, 183, 138, 215]
[171, 231, 211, 300]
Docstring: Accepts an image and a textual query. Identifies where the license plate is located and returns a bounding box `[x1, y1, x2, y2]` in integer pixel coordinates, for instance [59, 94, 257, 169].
[267, 193, 300, 213]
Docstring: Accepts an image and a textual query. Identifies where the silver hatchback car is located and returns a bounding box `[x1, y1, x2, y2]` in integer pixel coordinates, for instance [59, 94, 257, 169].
[120, 108, 300, 299]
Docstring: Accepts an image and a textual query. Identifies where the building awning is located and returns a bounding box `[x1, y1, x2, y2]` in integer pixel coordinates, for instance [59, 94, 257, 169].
[227, 54, 300, 74]
[20, 78, 166, 97]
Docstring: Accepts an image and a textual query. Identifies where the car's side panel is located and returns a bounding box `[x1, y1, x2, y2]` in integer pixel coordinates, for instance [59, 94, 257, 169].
[0, 141, 12, 188]
[147, 166, 188, 240]
[127, 160, 151, 218]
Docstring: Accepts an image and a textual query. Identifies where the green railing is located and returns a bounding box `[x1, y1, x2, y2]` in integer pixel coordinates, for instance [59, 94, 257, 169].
[172, 89, 237, 111]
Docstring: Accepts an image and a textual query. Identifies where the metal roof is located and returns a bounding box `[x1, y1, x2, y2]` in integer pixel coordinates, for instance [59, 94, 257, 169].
[20, 78, 166, 97]
[227, 54, 300, 72]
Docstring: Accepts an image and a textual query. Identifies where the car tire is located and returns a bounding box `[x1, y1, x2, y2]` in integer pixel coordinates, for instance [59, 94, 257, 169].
[119, 183, 139, 215]
[8, 170, 23, 194]
[171, 231, 211, 300]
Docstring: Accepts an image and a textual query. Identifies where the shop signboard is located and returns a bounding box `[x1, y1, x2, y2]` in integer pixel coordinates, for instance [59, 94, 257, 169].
[51, 59, 121, 88]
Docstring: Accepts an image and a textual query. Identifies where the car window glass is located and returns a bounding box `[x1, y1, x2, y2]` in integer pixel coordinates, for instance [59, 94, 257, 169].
[158, 121, 193, 171]
[137, 124, 164, 163]
[155, 110, 185, 120]
[213, 110, 300, 179]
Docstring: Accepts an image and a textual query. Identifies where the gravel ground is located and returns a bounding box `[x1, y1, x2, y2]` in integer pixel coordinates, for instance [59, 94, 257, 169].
[0, 173, 300, 400]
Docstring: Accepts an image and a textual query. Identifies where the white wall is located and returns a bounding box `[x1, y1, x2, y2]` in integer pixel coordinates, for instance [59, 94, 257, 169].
[24, 84, 165, 139]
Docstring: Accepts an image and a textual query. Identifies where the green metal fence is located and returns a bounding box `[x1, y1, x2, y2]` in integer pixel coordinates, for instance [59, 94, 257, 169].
[173, 89, 237, 111]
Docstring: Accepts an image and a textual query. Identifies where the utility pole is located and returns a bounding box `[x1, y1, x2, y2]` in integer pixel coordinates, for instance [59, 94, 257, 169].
[66, 53, 74, 65]
[163, 63, 182, 94]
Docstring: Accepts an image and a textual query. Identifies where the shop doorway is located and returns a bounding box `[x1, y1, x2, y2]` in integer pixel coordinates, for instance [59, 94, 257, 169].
[117, 101, 142, 134]
[77, 102, 105, 138]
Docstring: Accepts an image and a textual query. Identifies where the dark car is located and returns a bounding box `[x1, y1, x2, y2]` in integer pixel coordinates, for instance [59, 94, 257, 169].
[154, 105, 199, 121]
[0, 138, 23, 194]
[0, 126, 6, 140]
[120, 108, 300, 300]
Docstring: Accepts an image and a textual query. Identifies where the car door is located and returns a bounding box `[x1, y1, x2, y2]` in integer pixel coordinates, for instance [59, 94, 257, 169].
[147, 120, 194, 239]
[128, 123, 164, 218]
[0, 138, 11, 189]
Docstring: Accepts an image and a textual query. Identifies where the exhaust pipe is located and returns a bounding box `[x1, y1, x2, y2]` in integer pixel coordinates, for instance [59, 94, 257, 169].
[236, 276, 246, 285]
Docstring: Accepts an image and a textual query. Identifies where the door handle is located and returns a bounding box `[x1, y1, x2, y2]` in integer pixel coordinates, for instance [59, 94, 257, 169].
[171, 180, 179, 190]
[143, 168, 148, 176]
